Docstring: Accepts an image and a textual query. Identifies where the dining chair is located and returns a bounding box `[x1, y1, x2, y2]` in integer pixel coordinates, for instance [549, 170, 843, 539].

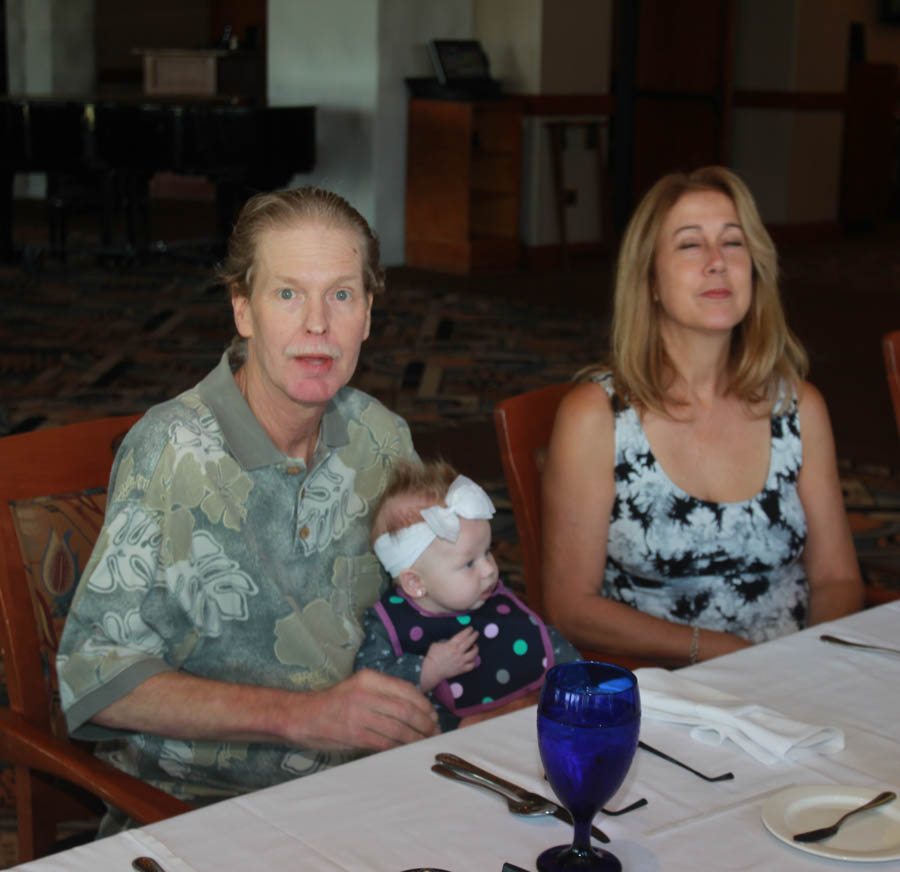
[0, 415, 192, 862]
[882, 330, 900, 440]
[493, 384, 660, 671]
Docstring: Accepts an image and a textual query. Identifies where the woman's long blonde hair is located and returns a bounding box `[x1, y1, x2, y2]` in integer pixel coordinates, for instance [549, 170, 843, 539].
[580, 166, 807, 414]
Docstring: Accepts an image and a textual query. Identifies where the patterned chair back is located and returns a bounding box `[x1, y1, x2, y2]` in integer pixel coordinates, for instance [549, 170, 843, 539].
[883, 331, 900, 441]
[0, 415, 140, 822]
[6, 489, 110, 736]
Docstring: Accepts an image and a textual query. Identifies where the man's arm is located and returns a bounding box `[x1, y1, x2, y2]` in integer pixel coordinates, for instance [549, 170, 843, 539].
[93, 668, 439, 752]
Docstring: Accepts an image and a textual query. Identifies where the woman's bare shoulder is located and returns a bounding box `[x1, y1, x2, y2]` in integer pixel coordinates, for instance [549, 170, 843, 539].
[550, 381, 616, 459]
[557, 379, 615, 423]
[795, 380, 831, 427]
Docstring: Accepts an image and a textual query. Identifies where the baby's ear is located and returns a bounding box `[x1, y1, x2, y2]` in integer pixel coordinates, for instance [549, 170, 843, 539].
[397, 569, 424, 599]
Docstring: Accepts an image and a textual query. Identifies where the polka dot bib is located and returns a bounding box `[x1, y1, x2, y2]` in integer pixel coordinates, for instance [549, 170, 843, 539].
[372, 581, 554, 717]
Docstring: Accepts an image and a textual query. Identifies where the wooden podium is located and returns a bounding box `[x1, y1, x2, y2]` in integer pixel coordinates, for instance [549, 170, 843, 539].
[405, 97, 523, 274]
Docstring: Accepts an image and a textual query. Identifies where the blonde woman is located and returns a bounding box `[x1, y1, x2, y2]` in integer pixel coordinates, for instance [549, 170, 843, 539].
[542, 166, 862, 667]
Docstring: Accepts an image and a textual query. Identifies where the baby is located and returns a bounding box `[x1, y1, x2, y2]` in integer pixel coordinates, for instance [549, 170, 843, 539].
[354, 459, 580, 729]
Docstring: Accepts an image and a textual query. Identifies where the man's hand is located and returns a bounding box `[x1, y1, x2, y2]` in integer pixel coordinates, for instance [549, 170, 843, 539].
[420, 626, 479, 692]
[293, 669, 440, 752]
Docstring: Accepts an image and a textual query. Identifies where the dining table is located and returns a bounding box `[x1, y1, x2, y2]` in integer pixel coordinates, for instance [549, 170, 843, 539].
[14, 600, 900, 871]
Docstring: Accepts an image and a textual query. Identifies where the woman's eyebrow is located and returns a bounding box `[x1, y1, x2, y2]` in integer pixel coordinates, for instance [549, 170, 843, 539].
[672, 221, 743, 236]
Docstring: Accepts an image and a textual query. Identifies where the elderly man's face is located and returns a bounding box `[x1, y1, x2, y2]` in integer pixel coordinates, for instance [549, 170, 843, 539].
[232, 220, 372, 408]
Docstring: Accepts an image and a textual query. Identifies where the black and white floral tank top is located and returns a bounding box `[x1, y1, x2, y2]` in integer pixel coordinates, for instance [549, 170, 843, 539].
[593, 373, 809, 643]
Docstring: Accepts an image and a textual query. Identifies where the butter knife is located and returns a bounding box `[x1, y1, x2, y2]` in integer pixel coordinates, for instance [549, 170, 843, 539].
[133, 859, 167, 872]
[820, 634, 900, 657]
[435, 753, 610, 844]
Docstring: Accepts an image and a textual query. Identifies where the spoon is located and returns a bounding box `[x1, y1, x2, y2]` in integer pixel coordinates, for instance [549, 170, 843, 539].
[434, 754, 610, 843]
[792, 790, 896, 843]
[431, 763, 557, 816]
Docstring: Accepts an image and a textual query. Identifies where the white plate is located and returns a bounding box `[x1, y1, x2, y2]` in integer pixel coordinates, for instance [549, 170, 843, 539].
[762, 785, 900, 862]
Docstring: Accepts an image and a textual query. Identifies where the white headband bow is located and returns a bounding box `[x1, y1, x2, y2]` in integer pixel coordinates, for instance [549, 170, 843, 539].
[373, 475, 495, 578]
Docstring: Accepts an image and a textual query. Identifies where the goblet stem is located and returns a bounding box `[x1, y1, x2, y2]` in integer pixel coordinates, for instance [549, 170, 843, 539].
[571, 816, 594, 856]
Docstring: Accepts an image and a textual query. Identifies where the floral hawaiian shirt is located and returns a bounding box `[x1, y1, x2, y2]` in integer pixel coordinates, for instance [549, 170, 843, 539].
[56, 350, 416, 809]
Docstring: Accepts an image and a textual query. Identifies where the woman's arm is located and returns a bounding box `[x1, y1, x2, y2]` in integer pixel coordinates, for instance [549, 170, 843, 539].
[797, 382, 864, 623]
[541, 382, 750, 666]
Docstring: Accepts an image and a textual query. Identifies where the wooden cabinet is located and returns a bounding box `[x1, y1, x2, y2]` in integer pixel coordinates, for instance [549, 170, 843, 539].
[405, 98, 523, 274]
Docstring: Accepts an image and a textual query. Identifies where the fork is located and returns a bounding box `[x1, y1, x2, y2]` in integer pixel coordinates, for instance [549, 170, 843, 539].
[792, 790, 896, 843]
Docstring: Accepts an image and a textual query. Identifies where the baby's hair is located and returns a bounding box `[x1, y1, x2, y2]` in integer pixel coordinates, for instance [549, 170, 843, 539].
[371, 458, 458, 543]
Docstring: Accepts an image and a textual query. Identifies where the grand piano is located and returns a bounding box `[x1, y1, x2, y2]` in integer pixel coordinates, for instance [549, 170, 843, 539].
[0, 95, 316, 261]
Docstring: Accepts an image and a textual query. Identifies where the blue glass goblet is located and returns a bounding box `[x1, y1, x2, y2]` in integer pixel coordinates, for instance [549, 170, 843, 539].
[536, 662, 641, 872]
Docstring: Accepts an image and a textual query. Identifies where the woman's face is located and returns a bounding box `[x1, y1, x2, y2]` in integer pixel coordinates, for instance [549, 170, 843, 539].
[652, 190, 752, 340]
[231, 220, 373, 408]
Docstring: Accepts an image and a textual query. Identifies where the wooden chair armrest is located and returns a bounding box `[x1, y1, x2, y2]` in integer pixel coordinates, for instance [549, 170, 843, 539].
[0, 708, 193, 823]
[579, 649, 665, 672]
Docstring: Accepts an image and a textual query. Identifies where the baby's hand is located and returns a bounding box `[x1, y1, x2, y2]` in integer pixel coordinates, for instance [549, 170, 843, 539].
[420, 626, 479, 693]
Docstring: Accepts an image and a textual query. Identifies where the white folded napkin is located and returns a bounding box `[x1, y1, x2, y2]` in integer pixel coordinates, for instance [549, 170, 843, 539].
[635, 667, 844, 765]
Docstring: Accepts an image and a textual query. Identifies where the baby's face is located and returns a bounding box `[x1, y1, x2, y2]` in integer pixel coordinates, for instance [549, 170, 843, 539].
[412, 518, 499, 614]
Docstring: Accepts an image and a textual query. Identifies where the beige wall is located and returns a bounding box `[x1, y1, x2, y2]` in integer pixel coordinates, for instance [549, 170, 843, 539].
[734, 0, 796, 90]
[786, 0, 849, 224]
[540, 0, 612, 94]
[474, 0, 542, 93]
[794, 0, 850, 90]
[731, 0, 862, 225]
[473, 0, 612, 95]
[476, 0, 613, 248]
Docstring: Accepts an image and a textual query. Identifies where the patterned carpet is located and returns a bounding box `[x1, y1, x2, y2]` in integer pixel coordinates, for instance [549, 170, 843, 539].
[0, 259, 608, 437]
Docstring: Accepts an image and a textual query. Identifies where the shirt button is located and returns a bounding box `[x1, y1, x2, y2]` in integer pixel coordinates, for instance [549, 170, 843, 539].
[286, 466, 302, 475]
[299, 526, 310, 539]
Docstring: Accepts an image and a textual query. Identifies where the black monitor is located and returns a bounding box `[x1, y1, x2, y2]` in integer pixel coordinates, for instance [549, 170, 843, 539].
[428, 40, 492, 85]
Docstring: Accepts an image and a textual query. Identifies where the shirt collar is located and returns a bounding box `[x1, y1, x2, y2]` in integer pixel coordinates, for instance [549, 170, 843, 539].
[197, 351, 350, 470]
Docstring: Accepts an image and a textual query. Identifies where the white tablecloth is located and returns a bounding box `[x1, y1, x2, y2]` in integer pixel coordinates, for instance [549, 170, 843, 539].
[15, 601, 900, 871]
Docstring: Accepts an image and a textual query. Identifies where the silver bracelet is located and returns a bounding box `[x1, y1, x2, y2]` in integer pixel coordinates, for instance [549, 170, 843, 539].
[689, 625, 700, 665]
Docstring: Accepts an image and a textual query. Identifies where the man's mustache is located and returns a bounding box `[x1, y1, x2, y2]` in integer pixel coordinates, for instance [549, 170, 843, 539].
[284, 344, 343, 360]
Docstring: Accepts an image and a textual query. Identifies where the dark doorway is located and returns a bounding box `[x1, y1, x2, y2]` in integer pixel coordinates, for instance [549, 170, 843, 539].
[611, 0, 737, 225]
[1, 0, 8, 94]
